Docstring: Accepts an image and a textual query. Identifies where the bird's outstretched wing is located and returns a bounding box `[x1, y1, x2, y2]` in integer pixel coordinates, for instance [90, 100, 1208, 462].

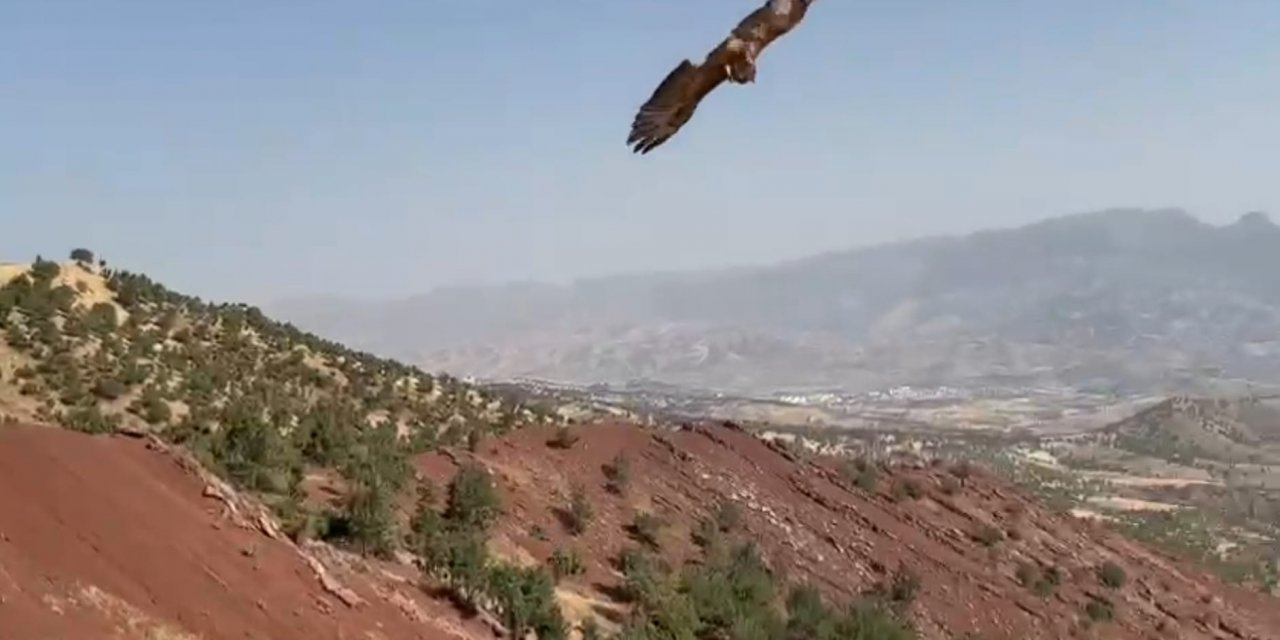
[626, 0, 816, 154]
[626, 57, 731, 155]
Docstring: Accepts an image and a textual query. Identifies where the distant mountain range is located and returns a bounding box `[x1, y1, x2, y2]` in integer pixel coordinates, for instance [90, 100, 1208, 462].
[270, 208, 1280, 396]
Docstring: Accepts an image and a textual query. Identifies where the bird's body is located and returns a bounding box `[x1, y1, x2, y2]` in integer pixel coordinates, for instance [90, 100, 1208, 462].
[627, 0, 816, 154]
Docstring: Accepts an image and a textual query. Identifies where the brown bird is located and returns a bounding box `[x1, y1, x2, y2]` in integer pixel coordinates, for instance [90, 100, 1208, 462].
[627, 0, 818, 154]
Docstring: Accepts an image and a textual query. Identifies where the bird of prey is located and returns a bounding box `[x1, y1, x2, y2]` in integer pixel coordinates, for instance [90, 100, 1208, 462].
[627, 0, 818, 154]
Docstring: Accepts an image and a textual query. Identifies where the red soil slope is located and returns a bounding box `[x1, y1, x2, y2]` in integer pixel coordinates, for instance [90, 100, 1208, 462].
[2, 419, 1278, 640]
[418, 420, 1280, 640]
[0, 425, 485, 640]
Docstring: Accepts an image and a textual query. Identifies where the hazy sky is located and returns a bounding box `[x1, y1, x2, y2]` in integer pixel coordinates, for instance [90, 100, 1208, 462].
[3, 1, 1277, 302]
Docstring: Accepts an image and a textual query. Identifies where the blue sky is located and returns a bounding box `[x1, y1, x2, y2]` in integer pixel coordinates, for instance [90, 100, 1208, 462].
[3, 0, 1278, 302]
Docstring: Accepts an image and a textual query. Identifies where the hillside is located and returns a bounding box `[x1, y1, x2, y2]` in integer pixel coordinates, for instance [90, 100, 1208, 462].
[5, 418, 1280, 639]
[1053, 394, 1280, 494]
[1093, 396, 1280, 469]
[271, 208, 1280, 396]
[1032, 395, 1280, 585]
[0, 253, 569, 551]
[0, 257, 560, 435]
[4, 252, 1280, 640]
[0, 425, 484, 640]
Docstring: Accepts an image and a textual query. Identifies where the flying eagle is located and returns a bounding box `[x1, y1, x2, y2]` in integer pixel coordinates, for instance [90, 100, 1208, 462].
[627, 0, 817, 154]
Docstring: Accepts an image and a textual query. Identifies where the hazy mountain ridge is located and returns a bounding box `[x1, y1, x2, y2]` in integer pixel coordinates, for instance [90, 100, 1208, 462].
[273, 209, 1280, 394]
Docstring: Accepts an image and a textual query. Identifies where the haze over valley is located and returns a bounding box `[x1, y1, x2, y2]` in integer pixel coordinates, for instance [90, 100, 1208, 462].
[274, 208, 1280, 399]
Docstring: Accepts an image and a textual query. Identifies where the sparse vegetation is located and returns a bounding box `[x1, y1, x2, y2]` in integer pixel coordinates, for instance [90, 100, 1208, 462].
[950, 460, 975, 485]
[563, 483, 594, 536]
[892, 478, 924, 502]
[411, 464, 567, 638]
[692, 500, 743, 551]
[845, 457, 879, 492]
[1016, 561, 1061, 598]
[445, 462, 501, 533]
[973, 524, 1004, 547]
[692, 515, 721, 550]
[487, 564, 566, 639]
[1097, 561, 1127, 589]
[0, 254, 564, 564]
[547, 547, 585, 582]
[866, 566, 920, 613]
[629, 512, 665, 550]
[614, 540, 917, 640]
[603, 452, 632, 495]
[7, 251, 1278, 636]
[713, 499, 741, 533]
[1083, 597, 1115, 623]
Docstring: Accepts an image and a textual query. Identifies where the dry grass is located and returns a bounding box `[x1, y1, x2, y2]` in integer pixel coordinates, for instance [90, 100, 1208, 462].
[554, 587, 624, 638]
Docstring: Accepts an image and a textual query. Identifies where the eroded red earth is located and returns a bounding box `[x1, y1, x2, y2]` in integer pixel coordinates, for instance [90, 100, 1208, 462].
[0, 425, 483, 640]
[2, 420, 1278, 640]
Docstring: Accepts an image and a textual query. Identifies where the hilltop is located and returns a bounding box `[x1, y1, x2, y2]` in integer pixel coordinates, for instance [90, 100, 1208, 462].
[3, 252, 1280, 639]
[272, 208, 1280, 396]
[0, 252, 568, 549]
[0, 254, 568, 436]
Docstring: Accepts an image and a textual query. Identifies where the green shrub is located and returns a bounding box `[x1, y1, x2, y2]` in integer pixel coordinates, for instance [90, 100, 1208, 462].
[91, 377, 127, 400]
[867, 566, 920, 612]
[845, 457, 879, 492]
[343, 478, 398, 558]
[1097, 561, 1127, 589]
[1016, 561, 1060, 597]
[630, 512, 666, 550]
[973, 525, 1004, 547]
[446, 463, 501, 533]
[714, 499, 742, 532]
[603, 452, 632, 495]
[487, 564, 567, 639]
[548, 547, 586, 582]
[891, 479, 922, 502]
[692, 515, 721, 550]
[887, 567, 920, 607]
[63, 404, 120, 434]
[950, 460, 976, 482]
[1084, 597, 1115, 622]
[564, 484, 594, 536]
